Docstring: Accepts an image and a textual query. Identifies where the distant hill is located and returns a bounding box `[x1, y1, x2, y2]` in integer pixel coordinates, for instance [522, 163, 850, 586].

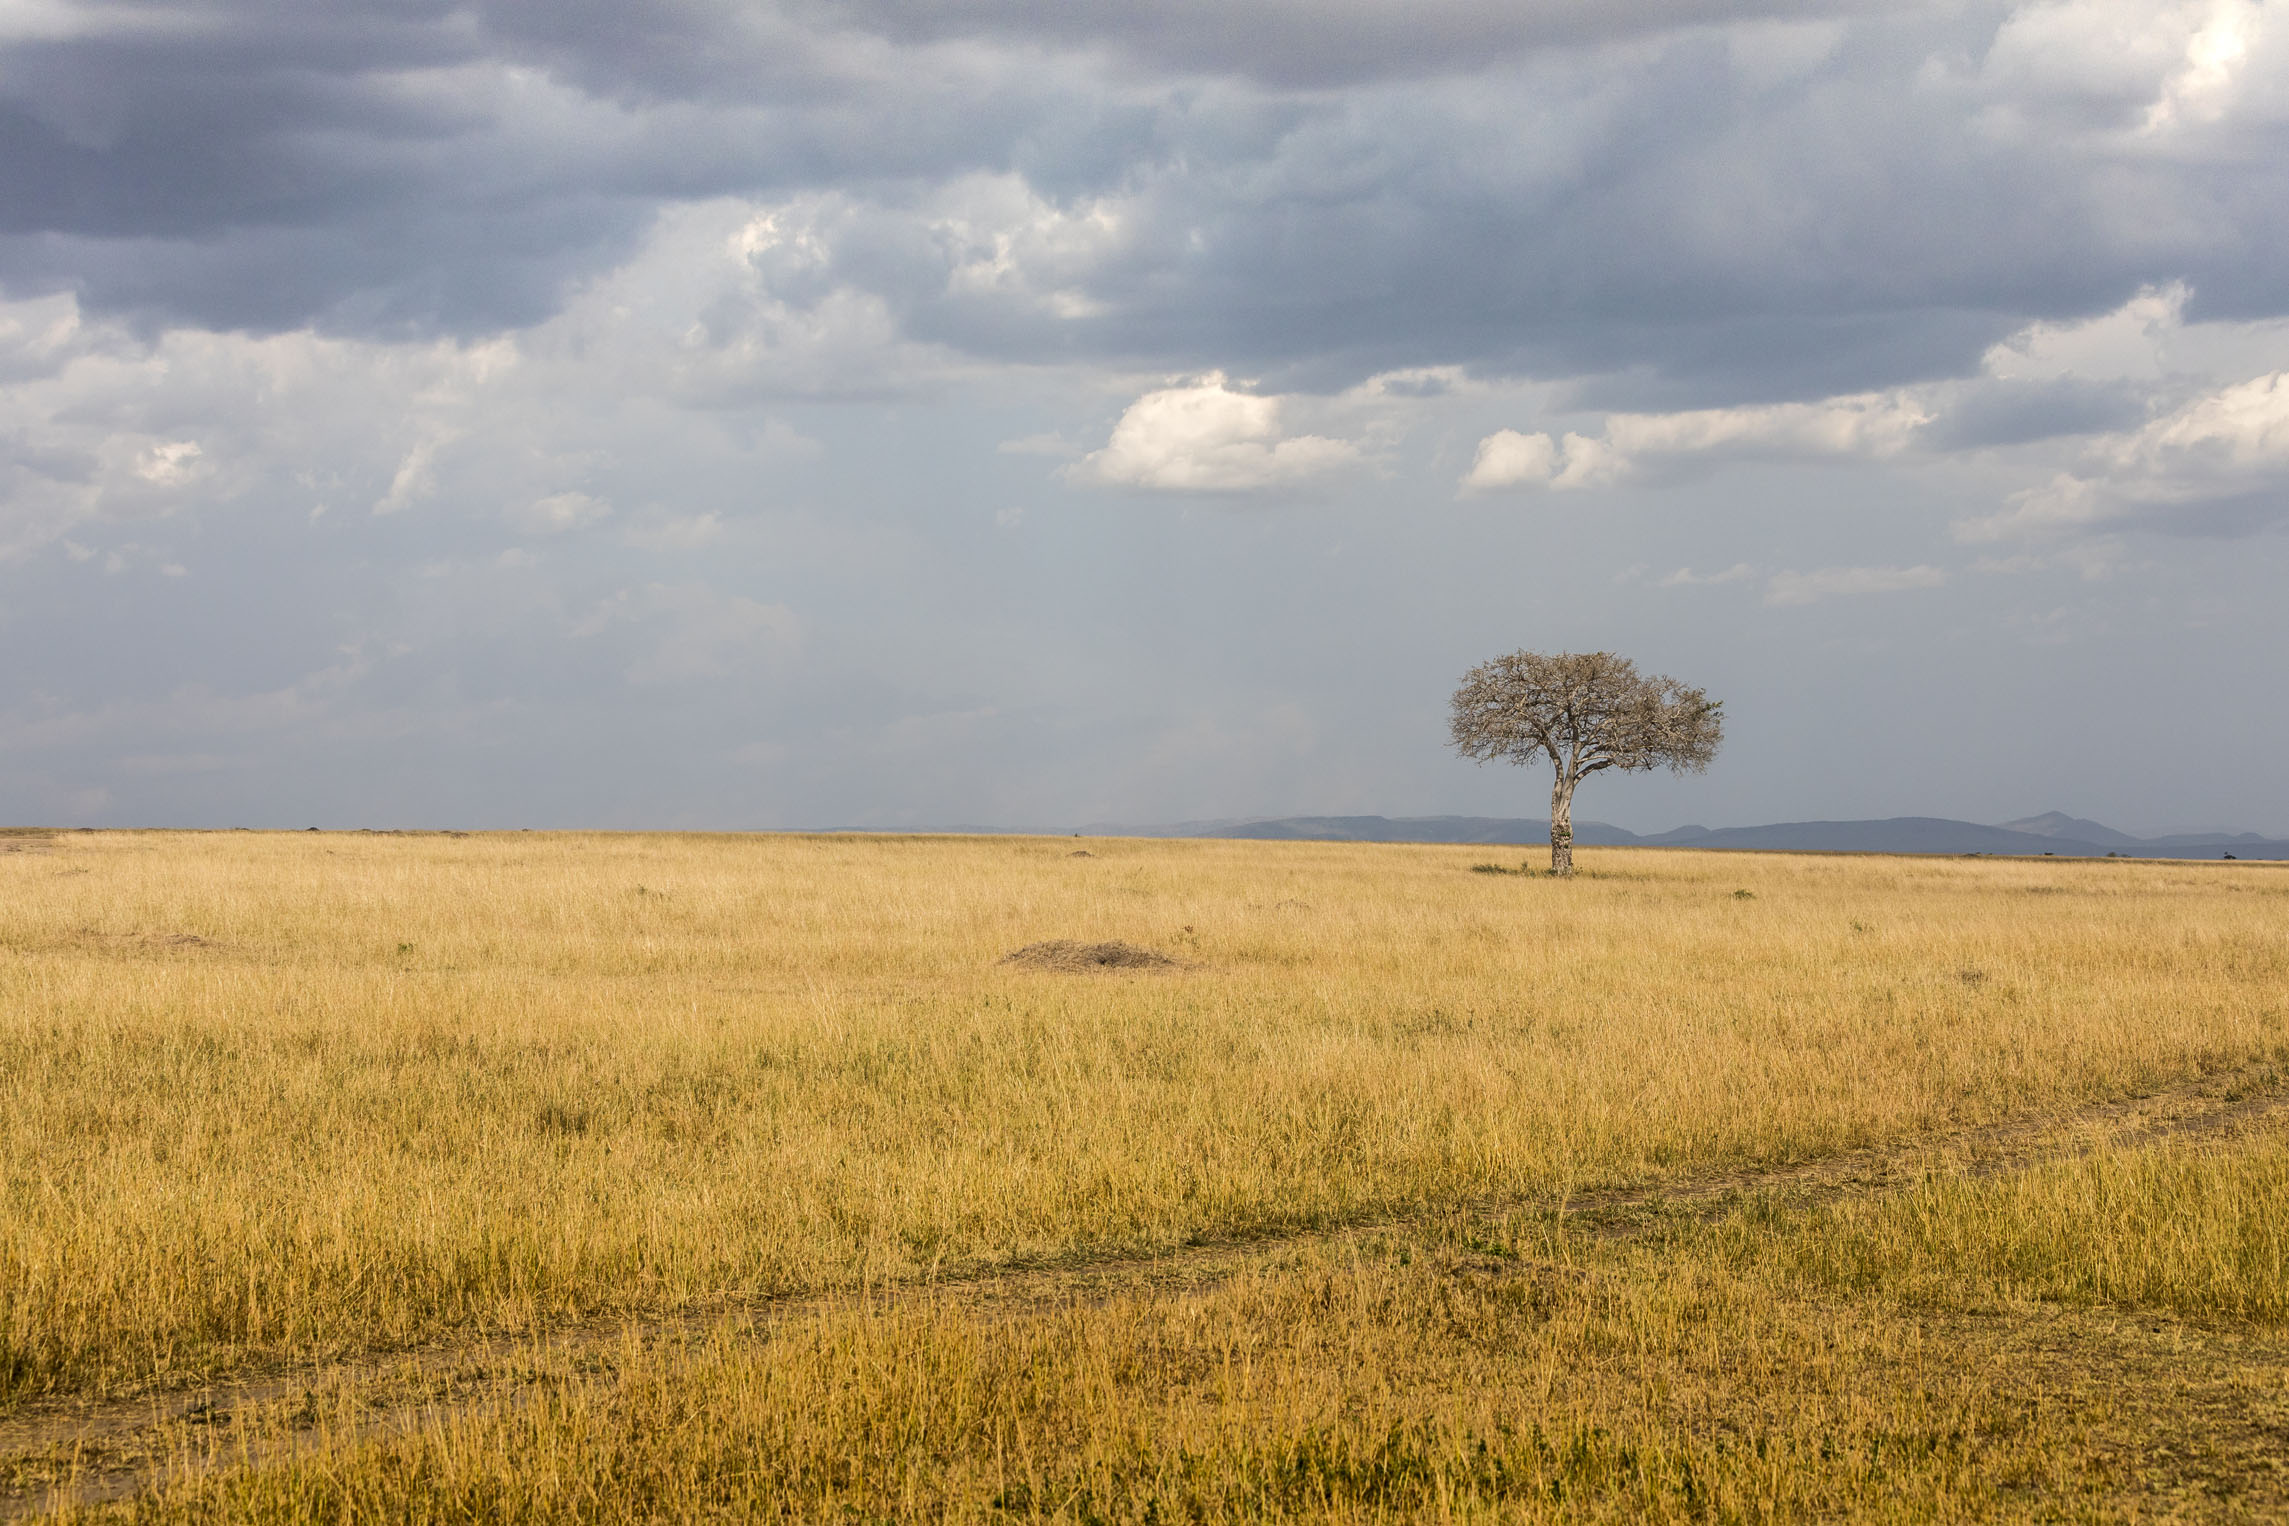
[1997, 812, 2143, 846]
[1087, 813, 2289, 860]
[1998, 811, 2273, 850]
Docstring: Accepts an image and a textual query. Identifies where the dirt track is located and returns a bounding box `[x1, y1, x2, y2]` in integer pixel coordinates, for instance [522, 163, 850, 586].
[6, 1067, 2285, 1521]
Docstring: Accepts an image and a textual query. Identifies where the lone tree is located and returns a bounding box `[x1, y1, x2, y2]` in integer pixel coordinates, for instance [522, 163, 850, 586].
[1449, 650, 1722, 877]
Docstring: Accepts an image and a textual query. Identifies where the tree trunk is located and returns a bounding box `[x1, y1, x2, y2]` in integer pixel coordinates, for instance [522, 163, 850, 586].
[1549, 769, 1576, 878]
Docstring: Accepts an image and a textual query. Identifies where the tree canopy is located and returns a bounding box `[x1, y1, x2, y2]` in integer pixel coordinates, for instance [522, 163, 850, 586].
[1450, 650, 1722, 875]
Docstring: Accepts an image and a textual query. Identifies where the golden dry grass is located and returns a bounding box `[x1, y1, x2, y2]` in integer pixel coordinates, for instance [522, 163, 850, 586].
[4, 830, 2287, 1520]
[26, 1133, 2289, 1523]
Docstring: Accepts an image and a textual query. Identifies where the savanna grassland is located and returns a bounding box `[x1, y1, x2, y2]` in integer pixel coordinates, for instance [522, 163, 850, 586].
[2, 828, 2286, 1522]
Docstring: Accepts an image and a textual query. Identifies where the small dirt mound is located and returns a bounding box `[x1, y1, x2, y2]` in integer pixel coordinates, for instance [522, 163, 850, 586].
[1001, 940, 1182, 972]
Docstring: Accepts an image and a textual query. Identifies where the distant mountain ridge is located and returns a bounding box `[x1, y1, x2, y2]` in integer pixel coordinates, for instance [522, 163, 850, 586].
[1081, 813, 2289, 860]
[1996, 812, 2142, 846]
[1994, 811, 2275, 849]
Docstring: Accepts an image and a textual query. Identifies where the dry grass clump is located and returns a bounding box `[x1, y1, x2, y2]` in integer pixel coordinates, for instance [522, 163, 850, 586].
[1001, 939, 1181, 971]
[1, 831, 2284, 1413]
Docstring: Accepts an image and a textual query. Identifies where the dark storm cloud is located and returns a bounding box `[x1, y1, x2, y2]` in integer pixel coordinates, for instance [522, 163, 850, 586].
[0, 0, 1121, 332]
[731, 11, 2289, 402]
[6, 0, 2287, 402]
[803, 0, 1911, 88]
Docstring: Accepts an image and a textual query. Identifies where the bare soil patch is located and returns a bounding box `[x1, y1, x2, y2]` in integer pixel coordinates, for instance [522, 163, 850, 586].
[1001, 940, 1182, 971]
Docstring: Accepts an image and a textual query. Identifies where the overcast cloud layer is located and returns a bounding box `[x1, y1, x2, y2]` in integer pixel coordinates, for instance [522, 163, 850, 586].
[4, 0, 2287, 832]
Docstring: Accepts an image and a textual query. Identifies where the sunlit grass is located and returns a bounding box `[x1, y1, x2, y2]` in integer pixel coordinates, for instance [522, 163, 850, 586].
[1752, 1132, 2289, 1325]
[74, 1132, 2289, 1523]
[4, 830, 2285, 1406]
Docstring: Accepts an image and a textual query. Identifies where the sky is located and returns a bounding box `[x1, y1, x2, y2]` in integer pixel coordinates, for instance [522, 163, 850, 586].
[4, 0, 2287, 834]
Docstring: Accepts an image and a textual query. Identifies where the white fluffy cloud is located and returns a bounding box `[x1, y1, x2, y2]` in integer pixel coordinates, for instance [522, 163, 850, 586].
[1964, 368, 2289, 539]
[1978, 0, 2278, 134]
[1457, 285, 2289, 552]
[1462, 393, 1930, 492]
[0, 293, 564, 559]
[0, 208, 863, 564]
[1462, 429, 1567, 492]
[1076, 373, 1361, 492]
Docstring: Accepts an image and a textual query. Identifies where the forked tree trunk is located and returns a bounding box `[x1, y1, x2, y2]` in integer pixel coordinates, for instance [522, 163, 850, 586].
[1549, 770, 1576, 878]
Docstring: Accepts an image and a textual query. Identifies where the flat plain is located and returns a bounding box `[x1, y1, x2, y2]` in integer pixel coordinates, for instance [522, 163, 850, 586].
[2, 828, 2285, 1521]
